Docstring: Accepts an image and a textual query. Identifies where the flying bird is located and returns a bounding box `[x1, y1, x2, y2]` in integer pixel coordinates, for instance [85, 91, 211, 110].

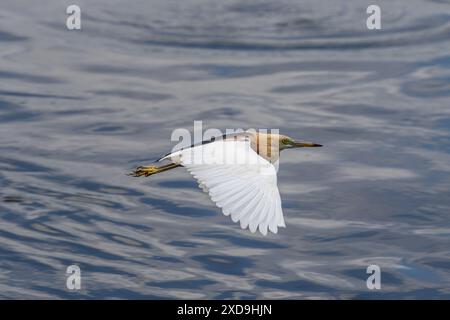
[129, 131, 322, 235]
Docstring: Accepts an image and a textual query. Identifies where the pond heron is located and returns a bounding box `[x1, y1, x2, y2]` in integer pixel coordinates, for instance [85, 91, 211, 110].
[129, 131, 322, 235]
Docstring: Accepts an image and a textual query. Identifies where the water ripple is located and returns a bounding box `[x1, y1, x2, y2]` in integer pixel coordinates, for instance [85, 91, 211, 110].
[1, 0, 450, 299]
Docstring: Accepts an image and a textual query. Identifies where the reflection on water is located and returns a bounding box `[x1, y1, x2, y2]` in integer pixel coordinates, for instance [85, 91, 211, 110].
[1, 0, 450, 299]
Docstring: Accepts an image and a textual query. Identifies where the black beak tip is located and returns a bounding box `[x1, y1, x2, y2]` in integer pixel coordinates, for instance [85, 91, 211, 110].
[314, 143, 323, 147]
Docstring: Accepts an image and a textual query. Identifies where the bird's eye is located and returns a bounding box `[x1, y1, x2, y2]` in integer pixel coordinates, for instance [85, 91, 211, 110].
[282, 138, 290, 145]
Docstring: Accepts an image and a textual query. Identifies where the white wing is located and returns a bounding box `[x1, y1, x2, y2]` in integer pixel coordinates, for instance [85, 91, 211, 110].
[164, 140, 285, 235]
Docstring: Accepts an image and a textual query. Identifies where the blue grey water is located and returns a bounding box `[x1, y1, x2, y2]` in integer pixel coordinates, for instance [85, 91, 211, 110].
[1, 0, 450, 299]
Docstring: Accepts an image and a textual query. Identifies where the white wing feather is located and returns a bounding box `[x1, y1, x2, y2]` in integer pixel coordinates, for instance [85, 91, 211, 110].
[164, 140, 285, 235]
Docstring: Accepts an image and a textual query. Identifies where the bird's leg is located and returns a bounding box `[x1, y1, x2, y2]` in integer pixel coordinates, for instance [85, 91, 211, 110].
[128, 163, 180, 177]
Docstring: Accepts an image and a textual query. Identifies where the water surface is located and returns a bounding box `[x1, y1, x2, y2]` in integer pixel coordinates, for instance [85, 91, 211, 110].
[1, 0, 450, 299]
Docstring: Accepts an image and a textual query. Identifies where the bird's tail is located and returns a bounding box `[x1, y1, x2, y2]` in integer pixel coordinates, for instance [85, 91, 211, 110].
[128, 163, 181, 177]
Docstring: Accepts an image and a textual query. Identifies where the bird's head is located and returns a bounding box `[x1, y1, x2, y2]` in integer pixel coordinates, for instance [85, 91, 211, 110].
[279, 135, 323, 151]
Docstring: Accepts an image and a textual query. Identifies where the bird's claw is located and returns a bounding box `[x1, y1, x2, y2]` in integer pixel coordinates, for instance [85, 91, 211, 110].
[127, 165, 159, 177]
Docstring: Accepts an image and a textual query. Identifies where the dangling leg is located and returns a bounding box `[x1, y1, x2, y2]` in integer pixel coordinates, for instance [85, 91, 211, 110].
[128, 163, 181, 177]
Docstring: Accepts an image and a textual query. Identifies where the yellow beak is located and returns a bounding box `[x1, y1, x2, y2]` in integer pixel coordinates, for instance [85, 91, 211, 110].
[292, 141, 323, 148]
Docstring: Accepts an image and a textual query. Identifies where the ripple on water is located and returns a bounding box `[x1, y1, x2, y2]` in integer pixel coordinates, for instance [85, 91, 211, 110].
[2, 0, 450, 299]
[192, 254, 253, 276]
[141, 197, 216, 217]
[89, 90, 174, 102]
[402, 77, 450, 98]
[76, 123, 139, 135]
[194, 230, 287, 249]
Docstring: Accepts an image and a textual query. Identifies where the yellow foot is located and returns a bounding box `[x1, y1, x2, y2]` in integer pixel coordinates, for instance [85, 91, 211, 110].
[128, 165, 159, 177]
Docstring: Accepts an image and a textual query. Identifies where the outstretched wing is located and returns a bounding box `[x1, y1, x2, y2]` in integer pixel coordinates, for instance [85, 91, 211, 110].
[173, 140, 285, 235]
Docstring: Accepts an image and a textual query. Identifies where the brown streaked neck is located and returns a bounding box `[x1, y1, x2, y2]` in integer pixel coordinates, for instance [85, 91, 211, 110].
[250, 132, 280, 164]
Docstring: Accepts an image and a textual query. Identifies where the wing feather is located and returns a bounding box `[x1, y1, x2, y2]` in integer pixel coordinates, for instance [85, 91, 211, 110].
[239, 189, 265, 230]
[175, 140, 285, 235]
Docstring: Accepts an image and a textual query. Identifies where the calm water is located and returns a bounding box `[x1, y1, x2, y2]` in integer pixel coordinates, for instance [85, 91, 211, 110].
[1, 0, 450, 299]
